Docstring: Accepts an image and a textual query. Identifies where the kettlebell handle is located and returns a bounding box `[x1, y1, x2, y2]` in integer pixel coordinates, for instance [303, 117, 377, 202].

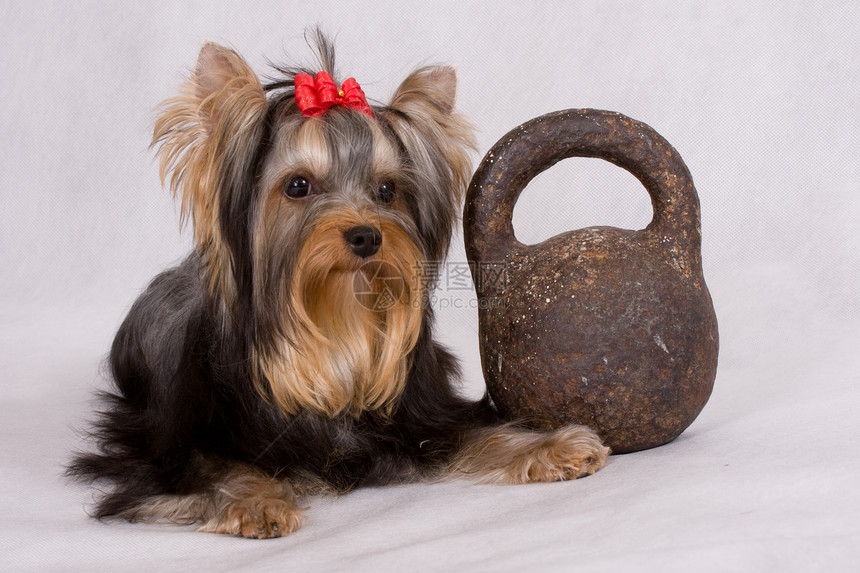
[464, 109, 702, 266]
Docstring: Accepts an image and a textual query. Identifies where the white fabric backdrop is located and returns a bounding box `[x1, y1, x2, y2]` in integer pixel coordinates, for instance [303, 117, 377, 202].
[2, 1, 858, 571]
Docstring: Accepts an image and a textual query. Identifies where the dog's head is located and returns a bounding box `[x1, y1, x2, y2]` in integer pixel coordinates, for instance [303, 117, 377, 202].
[153, 33, 475, 417]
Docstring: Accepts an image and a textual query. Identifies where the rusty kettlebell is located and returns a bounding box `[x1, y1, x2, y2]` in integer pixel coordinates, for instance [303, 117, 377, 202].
[464, 109, 719, 453]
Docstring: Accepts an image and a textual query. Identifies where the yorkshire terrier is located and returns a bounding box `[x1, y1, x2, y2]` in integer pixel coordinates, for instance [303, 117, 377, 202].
[70, 33, 608, 539]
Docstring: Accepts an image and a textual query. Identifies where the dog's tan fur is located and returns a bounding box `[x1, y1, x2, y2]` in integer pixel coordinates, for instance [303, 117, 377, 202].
[449, 425, 610, 484]
[116, 462, 305, 539]
[255, 206, 424, 417]
[152, 43, 267, 302]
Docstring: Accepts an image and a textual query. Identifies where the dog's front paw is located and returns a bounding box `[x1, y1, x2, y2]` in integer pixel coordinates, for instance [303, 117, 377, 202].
[198, 498, 306, 539]
[451, 424, 610, 484]
[520, 425, 610, 483]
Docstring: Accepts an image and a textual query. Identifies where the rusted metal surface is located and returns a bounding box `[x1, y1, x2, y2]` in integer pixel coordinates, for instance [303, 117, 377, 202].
[464, 109, 718, 453]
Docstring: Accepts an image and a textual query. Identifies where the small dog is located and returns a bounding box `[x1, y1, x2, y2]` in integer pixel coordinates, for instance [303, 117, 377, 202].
[70, 33, 608, 538]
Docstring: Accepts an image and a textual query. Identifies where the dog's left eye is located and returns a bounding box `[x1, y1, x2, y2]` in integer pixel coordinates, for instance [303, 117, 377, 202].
[283, 176, 311, 199]
[376, 181, 395, 204]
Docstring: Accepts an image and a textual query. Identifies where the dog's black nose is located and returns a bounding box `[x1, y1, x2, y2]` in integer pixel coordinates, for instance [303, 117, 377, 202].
[344, 225, 382, 258]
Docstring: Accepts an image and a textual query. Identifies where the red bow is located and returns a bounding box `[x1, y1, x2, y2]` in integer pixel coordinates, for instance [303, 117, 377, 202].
[294, 71, 374, 119]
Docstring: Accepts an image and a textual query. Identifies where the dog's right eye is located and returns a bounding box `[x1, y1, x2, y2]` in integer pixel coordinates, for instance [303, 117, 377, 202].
[283, 176, 311, 199]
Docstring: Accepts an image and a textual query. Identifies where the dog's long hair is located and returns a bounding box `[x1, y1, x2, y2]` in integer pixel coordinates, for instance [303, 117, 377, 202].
[68, 33, 496, 515]
[69, 34, 608, 532]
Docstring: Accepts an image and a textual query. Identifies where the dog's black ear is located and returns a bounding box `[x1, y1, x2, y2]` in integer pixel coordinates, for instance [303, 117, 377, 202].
[152, 42, 268, 301]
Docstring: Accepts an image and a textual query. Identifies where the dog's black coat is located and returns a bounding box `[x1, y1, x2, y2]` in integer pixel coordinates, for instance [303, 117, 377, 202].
[69, 132, 498, 519]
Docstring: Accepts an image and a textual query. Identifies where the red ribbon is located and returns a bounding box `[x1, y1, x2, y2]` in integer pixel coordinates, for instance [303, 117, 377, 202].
[294, 71, 374, 119]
